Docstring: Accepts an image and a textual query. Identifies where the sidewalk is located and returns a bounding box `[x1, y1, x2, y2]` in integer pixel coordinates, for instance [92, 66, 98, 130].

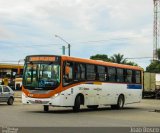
[14, 90, 22, 98]
[14, 91, 22, 103]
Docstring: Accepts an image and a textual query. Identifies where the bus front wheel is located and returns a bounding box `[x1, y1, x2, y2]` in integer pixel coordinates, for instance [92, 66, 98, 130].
[73, 95, 81, 112]
[44, 105, 49, 112]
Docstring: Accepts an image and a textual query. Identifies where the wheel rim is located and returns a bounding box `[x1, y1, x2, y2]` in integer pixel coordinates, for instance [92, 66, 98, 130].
[119, 97, 124, 108]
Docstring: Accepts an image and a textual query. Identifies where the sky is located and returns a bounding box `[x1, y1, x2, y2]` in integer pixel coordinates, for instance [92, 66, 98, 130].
[0, 0, 153, 69]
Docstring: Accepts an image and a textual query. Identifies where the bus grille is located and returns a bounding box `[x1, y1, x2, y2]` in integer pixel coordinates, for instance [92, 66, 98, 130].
[28, 100, 49, 104]
[28, 90, 50, 94]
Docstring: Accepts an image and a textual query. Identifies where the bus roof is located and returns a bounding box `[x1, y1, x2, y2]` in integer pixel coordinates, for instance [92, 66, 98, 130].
[25, 55, 143, 71]
[0, 64, 23, 69]
[61, 55, 143, 71]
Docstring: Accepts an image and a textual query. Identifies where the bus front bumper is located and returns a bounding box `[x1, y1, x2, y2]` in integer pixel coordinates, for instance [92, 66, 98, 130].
[22, 93, 61, 106]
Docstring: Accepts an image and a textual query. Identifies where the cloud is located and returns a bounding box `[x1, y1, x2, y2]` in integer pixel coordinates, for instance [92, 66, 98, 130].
[0, 25, 17, 40]
[0, 0, 153, 68]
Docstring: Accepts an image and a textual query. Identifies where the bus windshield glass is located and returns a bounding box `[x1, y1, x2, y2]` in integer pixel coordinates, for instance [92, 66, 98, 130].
[23, 62, 60, 90]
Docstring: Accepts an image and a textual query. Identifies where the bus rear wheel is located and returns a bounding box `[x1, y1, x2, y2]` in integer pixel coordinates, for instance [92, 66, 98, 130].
[111, 95, 124, 110]
[44, 105, 49, 112]
[87, 105, 99, 109]
[73, 95, 81, 112]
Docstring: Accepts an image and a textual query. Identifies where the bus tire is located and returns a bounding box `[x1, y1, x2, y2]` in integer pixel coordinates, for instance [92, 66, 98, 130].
[87, 105, 99, 109]
[117, 95, 125, 109]
[44, 105, 49, 112]
[111, 95, 124, 110]
[73, 95, 81, 112]
[7, 97, 14, 105]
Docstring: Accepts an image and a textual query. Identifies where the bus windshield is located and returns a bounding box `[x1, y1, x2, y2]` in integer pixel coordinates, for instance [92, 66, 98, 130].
[23, 62, 60, 90]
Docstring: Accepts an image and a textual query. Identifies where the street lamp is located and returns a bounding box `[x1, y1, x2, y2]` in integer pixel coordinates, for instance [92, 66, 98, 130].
[55, 35, 71, 56]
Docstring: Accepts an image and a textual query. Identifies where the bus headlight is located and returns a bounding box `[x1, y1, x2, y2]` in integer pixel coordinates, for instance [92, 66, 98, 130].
[54, 93, 59, 97]
[22, 92, 28, 98]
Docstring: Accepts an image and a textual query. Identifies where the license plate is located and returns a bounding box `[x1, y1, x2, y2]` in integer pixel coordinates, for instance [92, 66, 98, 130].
[35, 100, 42, 104]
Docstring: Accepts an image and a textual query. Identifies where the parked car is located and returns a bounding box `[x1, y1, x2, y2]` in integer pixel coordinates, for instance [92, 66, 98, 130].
[0, 85, 14, 105]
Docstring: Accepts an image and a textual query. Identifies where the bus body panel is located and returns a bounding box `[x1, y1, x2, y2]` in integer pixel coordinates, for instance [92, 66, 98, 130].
[22, 82, 142, 107]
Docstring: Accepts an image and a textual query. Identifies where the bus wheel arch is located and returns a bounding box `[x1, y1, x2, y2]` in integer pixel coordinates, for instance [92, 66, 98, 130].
[118, 94, 125, 108]
[111, 94, 125, 110]
[73, 93, 84, 112]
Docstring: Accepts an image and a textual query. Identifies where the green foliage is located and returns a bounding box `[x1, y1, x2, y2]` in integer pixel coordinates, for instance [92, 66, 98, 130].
[157, 49, 160, 60]
[125, 61, 138, 66]
[146, 60, 160, 73]
[90, 54, 110, 62]
[146, 48, 160, 72]
[90, 53, 138, 66]
[110, 53, 127, 64]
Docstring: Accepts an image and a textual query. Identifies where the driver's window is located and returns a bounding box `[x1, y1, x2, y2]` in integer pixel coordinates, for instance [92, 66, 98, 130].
[63, 62, 73, 85]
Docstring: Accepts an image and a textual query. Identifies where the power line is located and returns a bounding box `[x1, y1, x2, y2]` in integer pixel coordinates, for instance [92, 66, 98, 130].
[79, 38, 132, 43]
[126, 57, 152, 60]
[76, 36, 150, 44]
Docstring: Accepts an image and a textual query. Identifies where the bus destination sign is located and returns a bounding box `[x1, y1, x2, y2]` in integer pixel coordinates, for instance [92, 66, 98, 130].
[29, 56, 56, 62]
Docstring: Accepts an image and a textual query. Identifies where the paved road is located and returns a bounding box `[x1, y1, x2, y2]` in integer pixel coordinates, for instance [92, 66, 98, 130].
[0, 99, 160, 127]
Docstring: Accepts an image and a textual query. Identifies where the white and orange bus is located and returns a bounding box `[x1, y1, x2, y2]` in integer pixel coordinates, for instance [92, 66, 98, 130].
[22, 55, 143, 112]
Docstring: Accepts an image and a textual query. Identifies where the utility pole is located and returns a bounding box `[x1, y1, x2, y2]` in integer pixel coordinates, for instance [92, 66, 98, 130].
[62, 46, 65, 55]
[55, 35, 71, 56]
[153, 0, 160, 60]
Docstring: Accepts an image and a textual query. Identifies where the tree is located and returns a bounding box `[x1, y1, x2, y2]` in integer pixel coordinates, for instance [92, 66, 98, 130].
[90, 54, 110, 62]
[157, 48, 160, 60]
[125, 61, 138, 66]
[146, 49, 160, 73]
[146, 48, 160, 73]
[110, 53, 127, 64]
[90, 53, 138, 66]
[146, 60, 160, 73]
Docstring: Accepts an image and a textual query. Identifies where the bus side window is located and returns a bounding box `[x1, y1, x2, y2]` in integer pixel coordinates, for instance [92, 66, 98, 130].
[65, 64, 70, 75]
[105, 67, 109, 81]
[117, 68, 124, 83]
[63, 62, 73, 85]
[108, 67, 116, 82]
[97, 66, 106, 81]
[86, 64, 96, 81]
[132, 70, 136, 83]
[74, 63, 81, 81]
[80, 64, 86, 80]
[135, 71, 141, 84]
[125, 69, 132, 83]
